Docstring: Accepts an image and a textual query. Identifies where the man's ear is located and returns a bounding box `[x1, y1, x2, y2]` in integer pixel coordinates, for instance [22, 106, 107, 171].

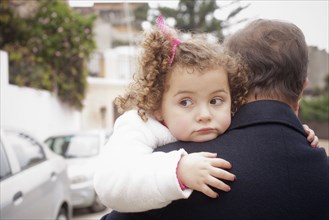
[294, 78, 309, 116]
[303, 77, 309, 90]
[154, 110, 163, 121]
[293, 101, 300, 116]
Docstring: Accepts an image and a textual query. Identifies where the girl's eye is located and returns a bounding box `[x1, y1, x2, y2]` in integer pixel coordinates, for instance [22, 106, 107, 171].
[179, 99, 193, 107]
[210, 97, 222, 105]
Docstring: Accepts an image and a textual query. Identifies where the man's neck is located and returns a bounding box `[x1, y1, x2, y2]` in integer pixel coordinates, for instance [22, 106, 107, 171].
[246, 93, 283, 103]
[246, 94, 299, 116]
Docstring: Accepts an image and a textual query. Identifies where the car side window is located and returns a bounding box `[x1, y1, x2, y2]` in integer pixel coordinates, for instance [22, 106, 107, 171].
[0, 142, 11, 180]
[46, 137, 71, 157]
[5, 132, 46, 170]
[105, 132, 112, 145]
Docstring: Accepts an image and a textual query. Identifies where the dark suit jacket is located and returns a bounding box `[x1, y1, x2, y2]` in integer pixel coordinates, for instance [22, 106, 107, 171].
[103, 100, 329, 220]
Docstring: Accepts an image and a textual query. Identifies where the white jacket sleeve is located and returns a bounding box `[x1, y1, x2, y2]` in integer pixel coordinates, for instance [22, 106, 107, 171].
[93, 110, 193, 212]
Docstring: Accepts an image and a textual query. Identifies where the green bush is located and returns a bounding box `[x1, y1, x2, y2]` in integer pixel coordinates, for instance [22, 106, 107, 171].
[0, 0, 96, 109]
[300, 94, 329, 122]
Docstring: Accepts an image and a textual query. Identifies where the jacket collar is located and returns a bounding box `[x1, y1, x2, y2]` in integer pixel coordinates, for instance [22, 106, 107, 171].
[229, 100, 306, 137]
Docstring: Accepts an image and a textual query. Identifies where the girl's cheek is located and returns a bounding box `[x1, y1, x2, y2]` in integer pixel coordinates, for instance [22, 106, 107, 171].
[169, 119, 190, 140]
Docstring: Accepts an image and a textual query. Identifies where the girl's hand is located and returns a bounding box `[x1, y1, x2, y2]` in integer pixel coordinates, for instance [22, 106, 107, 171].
[303, 124, 319, 148]
[177, 152, 235, 198]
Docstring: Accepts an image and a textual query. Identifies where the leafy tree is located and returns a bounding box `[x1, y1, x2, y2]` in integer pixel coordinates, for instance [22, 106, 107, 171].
[300, 74, 329, 122]
[324, 73, 329, 92]
[0, 0, 96, 109]
[156, 0, 249, 41]
[300, 94, 329, 122]
[132, 3, 150, 31]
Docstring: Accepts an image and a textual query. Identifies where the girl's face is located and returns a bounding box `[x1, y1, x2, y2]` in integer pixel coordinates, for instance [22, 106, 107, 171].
[154, 66, 232, 142]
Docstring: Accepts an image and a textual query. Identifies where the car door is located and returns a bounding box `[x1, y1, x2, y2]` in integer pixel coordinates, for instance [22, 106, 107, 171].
[0, 131, 59, 219]
[0, 140, 14, 217]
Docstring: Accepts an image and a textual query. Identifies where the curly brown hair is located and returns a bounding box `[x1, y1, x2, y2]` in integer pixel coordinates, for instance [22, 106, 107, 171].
[115, 28, 248, 121]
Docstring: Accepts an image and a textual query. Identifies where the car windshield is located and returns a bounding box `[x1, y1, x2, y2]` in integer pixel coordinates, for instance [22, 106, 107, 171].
[48, 135, 99, 158]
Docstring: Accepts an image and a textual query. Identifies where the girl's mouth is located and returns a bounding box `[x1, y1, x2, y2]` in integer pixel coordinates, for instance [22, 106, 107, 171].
[197, 128, 215, 132]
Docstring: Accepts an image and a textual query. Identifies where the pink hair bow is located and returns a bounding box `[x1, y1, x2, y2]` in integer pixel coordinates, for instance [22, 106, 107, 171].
[157, 16, 181, 66]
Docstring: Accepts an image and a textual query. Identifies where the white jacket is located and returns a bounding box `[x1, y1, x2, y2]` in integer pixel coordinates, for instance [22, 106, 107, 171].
[93, 110, 192, 212]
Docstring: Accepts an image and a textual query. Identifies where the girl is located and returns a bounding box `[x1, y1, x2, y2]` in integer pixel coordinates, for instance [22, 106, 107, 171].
[94, 16, 318, 212]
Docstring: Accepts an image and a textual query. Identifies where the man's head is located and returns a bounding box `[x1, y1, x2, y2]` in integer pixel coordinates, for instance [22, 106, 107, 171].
[224, 19, 308, 108]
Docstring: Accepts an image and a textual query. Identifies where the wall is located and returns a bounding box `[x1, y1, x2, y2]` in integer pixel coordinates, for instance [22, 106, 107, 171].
[103, 46, 138, 80]
[81, 77, 127, 130]
[80, 46, 136, 130]
[0, 50, 80, 141]
[307, 47, 329, 90]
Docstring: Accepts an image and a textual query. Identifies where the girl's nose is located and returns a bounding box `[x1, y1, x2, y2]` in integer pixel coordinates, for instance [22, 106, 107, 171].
[196, 106, 211, 122]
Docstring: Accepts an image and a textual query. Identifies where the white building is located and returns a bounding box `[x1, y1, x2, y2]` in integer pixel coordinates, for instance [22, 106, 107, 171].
[81, 46, 139, 130]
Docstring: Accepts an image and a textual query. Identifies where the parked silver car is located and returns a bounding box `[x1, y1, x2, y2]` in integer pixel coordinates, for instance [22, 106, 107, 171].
[45, 130, 111, 213]
[0, 129, 72, 220]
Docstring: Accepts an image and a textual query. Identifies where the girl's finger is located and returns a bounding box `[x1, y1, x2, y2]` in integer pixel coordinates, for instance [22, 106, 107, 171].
[210, 167, 236, 181]
[200, 184, 218, 198]
[206, 176, 232, 192]
[307, 129, 315, 142]
[311, 136, 319, 148]
[210, 158, 232, 169]
[303, 124, 310, 134]
[198, 152, 217, 158]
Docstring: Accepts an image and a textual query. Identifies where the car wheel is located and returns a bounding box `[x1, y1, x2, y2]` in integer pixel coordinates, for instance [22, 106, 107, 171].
[89, 195, 107, 213]
[56, 207, 68, 220]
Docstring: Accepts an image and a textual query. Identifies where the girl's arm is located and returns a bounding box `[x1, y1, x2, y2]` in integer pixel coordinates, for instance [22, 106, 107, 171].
[93, 110, 192, 212]
[94, 110, 235, 212]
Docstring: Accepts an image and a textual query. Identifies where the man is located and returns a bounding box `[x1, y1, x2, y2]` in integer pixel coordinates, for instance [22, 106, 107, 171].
[102, 19, 329, 220]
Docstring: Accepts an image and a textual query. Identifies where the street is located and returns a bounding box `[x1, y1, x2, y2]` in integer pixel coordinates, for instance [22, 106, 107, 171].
[72, 208, 111, 220]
